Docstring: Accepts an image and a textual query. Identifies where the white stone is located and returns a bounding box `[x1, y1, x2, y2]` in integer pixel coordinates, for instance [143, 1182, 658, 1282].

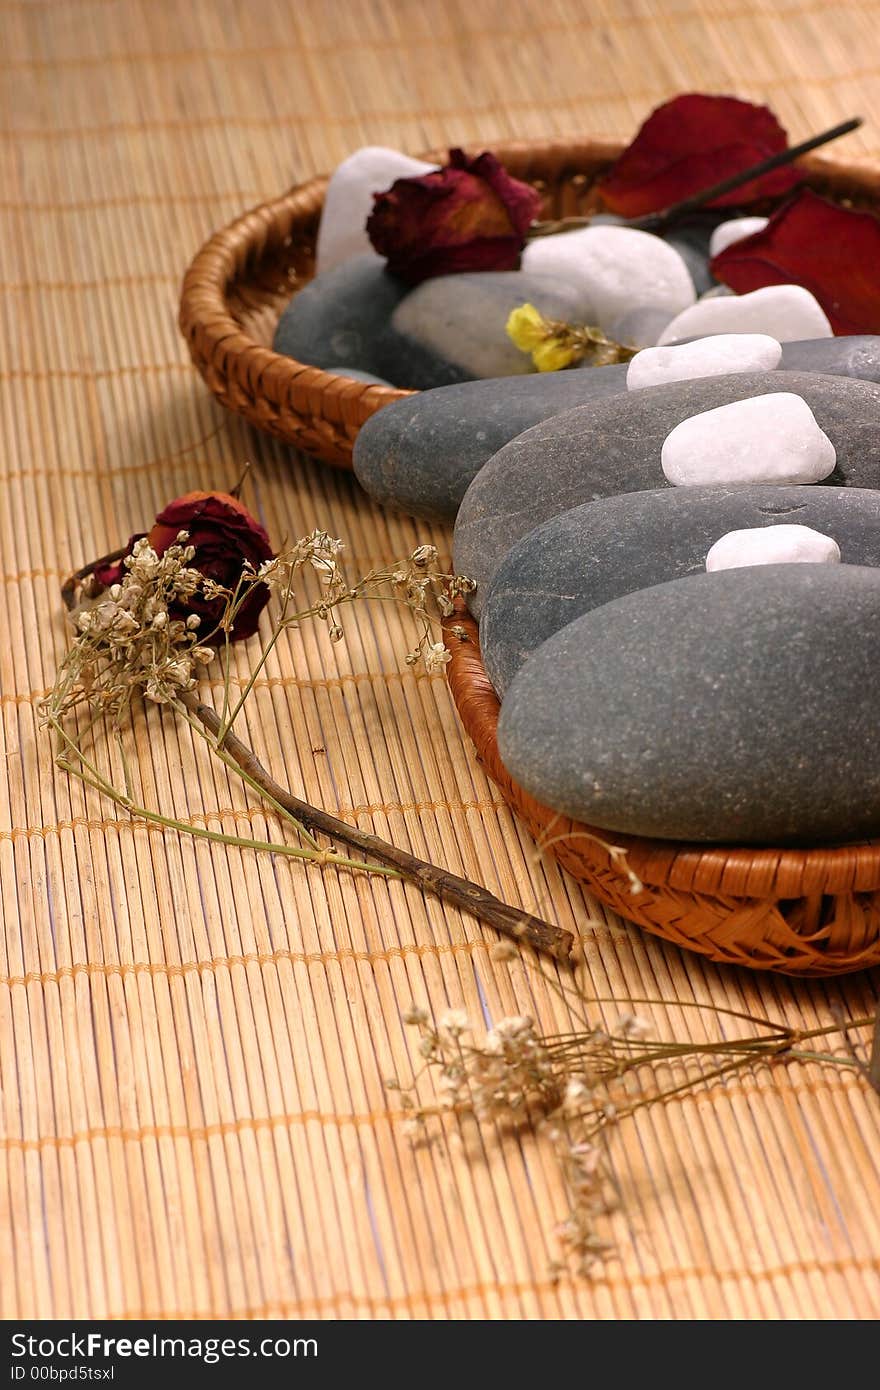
[708, 216, 769, 259]
[658, 284, 833, 345]
[706, 524, 841, 572]
[521, 224, 695, 329]
[627, 333, 782, 391]
[315, 146, 438, 273]
[661, 393, 837, 487]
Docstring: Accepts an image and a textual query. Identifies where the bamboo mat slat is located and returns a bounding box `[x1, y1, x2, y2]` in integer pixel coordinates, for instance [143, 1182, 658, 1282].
[2, 0, 880, 1322]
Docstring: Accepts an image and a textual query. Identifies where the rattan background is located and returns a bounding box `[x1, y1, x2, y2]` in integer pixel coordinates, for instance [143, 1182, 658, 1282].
[3, 0, 880, 1322]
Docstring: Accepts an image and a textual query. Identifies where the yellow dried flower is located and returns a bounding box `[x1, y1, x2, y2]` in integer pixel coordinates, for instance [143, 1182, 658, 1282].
[505, 302, 549, 352]
[506, 301, 638, 373]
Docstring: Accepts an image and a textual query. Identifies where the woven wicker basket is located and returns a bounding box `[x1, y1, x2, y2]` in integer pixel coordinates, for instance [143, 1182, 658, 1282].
[180, 139, 880, 974]
[178, 137, 880, 466]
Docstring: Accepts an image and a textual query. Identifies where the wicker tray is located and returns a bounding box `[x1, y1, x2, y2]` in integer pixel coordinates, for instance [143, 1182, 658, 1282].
[444, 606, 880, 976]
[178, 138, 880, 466]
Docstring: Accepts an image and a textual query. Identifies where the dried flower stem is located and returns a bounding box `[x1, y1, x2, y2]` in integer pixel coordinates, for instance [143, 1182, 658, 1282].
[396, 962, 877, 1276]
[52, 529, 573, 963]
[185, 694, 574, 962]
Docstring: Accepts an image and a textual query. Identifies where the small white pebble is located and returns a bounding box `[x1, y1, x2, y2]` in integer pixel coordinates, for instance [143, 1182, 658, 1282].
[626, 333, 782, 391]
[658, 285, 833, 345]
[708, 216, 769, 259]
[706, 523, 842, 572]
[661, 392, 837, 487]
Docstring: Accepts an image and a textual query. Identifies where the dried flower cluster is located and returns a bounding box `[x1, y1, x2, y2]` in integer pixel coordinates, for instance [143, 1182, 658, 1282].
[53, 534, 217, 722]
[391, 968, 880, 1279]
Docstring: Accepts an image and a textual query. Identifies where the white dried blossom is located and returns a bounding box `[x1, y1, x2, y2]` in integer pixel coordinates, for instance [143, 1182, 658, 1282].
[402, 1004, 429, 1026]
[438, 1008, 470, 1038]
[424, 642, 452, 675]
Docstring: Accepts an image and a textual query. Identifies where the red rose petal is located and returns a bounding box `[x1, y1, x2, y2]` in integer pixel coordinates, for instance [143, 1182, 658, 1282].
[710, 187, 880, 335]
[599, 93, 802, 217]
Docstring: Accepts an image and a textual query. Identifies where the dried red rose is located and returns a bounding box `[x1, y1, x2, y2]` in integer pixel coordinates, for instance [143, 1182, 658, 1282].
[366, 147, 542, 284]
[710, 186, 880, 335]
[599, 93, 802, 218]
[95, 491, 275, 641]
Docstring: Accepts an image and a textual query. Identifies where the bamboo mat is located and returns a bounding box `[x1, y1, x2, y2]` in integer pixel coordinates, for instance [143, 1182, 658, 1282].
[3, 0, 880, 1323]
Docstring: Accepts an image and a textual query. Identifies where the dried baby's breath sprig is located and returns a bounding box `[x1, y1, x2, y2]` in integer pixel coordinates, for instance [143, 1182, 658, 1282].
[394, 967, 879, 1278]
[47, 522, 574, 962]
[506, 302, 639, 371]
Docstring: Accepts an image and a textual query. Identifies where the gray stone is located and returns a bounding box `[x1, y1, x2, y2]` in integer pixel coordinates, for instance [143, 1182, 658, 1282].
[454, 371, 880, 616]
[481, 484, 880, 695]
[660, 226, 716, 296]
[352, 364, 629, 522]
[497, 563, 880, 845]
[780, 336, 880, 384]
[353, 336, 880, 523]
[390, 270, 594, 381]
[272, 255, 472, 390]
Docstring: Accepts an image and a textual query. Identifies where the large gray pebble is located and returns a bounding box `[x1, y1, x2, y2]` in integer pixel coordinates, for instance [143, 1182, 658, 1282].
[481, 484, 880, 695]
[390, 270, 594, 382]
[498, 564, 880, 844]
[352, 337, 880, 523]
[353, 364, 629, 522]
[454, 371, 880, 616]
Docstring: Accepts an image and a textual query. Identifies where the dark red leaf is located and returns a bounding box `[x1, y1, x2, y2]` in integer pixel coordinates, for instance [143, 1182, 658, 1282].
[710, 187, 880, 335]
[599, 93, 802, 218]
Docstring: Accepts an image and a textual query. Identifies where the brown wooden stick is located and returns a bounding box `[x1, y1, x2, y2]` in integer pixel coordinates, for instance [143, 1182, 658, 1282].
[186, 695, 574, 963]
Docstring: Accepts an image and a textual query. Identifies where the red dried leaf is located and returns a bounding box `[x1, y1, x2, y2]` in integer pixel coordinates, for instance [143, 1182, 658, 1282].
[710, 187, 880, 335]
[599, 93, 802, 217]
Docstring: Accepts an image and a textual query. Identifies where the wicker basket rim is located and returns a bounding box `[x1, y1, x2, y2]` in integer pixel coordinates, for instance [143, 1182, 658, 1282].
[178, 139, 880, 427]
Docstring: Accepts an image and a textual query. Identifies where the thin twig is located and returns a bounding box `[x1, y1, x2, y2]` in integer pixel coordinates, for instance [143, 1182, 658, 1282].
[527, 115, 863, 240]
[185, 693, 575, 963]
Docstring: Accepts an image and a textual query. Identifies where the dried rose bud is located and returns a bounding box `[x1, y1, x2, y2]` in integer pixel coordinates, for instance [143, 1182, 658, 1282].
[366, 148, 542, 284]
[95, 491, 274, 641]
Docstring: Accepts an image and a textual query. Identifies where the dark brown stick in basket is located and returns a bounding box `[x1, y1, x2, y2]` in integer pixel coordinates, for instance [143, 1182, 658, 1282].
[528, 116, 863, 239]
[187, 696, 575, 964]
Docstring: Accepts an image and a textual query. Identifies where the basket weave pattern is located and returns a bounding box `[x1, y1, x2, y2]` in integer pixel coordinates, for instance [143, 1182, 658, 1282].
[446, 607, 880, 976]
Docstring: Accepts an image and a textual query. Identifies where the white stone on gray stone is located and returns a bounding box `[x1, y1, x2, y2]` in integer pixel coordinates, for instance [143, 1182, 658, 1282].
[480, 484, 880, 695]
[705, 523, 840, 571]
[497, 563, 880, 843]
[453, 371, 880, 615]
[660, 393, 836, 487]
[627, 334, 781, 390]
[658, 284, 833, 344]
